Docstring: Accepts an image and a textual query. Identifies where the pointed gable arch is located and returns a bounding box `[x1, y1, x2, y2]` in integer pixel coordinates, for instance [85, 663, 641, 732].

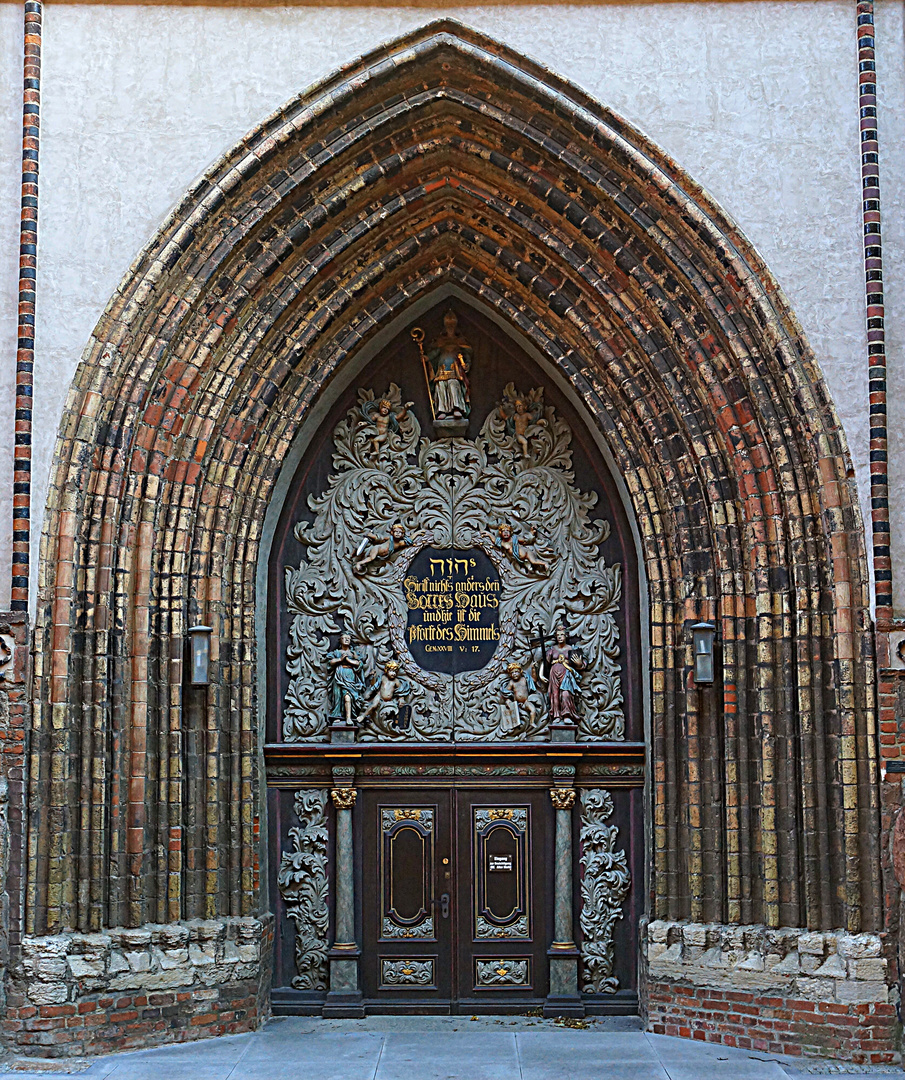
[31, 20, 878, 937]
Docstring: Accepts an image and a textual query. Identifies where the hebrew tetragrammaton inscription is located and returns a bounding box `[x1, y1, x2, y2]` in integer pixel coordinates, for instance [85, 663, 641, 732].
[404, 547, 500, 673]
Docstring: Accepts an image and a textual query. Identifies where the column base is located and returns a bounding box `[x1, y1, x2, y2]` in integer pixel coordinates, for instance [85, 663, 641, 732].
[542, 995, 585, 1019]
[322, 989, 365, 1018]
[544, 947, 584, 1018]
[324, 948, 364, 1016]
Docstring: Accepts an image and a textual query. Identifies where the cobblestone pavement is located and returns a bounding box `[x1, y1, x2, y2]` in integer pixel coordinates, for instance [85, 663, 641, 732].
[0, 1017, 899, 1079]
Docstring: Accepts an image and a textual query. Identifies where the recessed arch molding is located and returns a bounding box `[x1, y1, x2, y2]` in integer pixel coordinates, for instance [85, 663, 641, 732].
[30, 20, 878, 966]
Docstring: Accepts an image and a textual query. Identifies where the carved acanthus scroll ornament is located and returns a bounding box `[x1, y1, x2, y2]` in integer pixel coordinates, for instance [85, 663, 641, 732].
[579, 789, 630, 994]
[282, 374, 624, 743]
[276, 790, 329, 990]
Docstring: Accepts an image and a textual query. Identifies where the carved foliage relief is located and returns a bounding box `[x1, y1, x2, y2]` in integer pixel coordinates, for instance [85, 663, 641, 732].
[282, 378, 624, 743]
[579, 789, 631, 994]
[276, 790, 329, 990]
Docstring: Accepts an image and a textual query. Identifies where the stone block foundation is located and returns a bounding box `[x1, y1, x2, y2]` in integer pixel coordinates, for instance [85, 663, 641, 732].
[2, 916, 273, 1056]
[644, 920, 899, 1065]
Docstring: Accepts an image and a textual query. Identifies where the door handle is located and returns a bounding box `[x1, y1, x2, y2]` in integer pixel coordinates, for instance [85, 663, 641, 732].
[439, 892, 450, 919]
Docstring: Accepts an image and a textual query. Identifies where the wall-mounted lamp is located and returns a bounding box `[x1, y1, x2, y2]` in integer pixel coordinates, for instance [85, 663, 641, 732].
[691, 622, 716, 685]
[187, 624, 213, 686]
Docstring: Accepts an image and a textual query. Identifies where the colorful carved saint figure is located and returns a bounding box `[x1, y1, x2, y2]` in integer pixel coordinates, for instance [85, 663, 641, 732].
[360, 396, 412, 454]
[498, 386, 545, 457]
[501, 661, 539, 733]
[357, 659, 411, 729]
[541, 625, 585, 724]
[326, 631, 367, 724]
[424, 310, 472, 419]
[353, 521, 410, 574]
[495, 521, 550, 575]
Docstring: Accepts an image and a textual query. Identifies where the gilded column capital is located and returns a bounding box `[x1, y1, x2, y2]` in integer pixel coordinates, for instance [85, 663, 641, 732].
[549, 788, 576, 811]
[331, 788, 358, 810]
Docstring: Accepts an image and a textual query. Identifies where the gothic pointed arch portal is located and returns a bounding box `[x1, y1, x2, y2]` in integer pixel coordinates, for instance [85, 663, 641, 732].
[30, 17, 878, 1021]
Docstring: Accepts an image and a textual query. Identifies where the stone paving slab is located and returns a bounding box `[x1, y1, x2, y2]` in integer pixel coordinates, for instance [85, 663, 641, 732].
[0, 1017, 898, 1079]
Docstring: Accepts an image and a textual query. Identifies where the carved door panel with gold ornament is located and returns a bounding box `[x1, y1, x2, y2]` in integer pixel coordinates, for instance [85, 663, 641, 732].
[359, 788, 549, 1011]
[360, 790, 453, 1006]
[455, 790, 549, 1008]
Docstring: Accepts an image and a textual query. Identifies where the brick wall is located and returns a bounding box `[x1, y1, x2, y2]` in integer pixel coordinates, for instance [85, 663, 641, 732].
[2, 916, 272, 1057]
[644, 920, 899, 1065]
[647, 984, 897, 1065]
[4, 982, 267, 1057]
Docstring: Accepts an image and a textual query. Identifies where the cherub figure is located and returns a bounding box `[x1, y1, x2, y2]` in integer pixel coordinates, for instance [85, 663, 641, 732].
[495, 521, 551, 575]
[360, 396, 413, 454]
[353, 522, 410, 575]
[357, 659, 411, 729]
[498, 385, 546, 457]
[501, 661, 539, 733]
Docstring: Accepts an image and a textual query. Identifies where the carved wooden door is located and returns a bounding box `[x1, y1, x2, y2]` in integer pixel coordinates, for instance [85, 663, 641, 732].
[360, 788, 549, 1011]
[455, 789, 549, 1008]
[268, 304, 644, 1013]
[360, 790, 454, 1005]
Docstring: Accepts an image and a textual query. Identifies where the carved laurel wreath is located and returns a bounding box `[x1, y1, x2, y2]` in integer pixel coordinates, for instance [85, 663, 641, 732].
[282, 383, 624, 743]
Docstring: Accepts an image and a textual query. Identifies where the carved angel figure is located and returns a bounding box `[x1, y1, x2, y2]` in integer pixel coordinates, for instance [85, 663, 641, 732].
[495, 521, 551, 575]
[357, 659, 411, 730]
[326, 632, 367, 725]
[353, 521, 410, 575]
[498, 385, 546, 457]
[501, 661, 539, 733]
[360, 396, 413, 454]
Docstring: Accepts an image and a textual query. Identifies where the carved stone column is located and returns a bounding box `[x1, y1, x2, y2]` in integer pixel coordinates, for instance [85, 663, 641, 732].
[544, 780, 584, 1017]
[323, 767, 364, 1017]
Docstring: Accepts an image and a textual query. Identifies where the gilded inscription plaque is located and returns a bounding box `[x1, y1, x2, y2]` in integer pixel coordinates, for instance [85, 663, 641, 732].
[404, 547, 500, 673]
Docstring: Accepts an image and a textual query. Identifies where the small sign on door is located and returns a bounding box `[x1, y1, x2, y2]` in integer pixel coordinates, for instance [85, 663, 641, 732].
[488, 854, 513, 872]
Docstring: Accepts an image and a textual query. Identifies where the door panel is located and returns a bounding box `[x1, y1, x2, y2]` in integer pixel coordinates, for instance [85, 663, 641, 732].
[362, 787, 548, 1009]
[471, 805, 531, 940]
[361, 791, 452, 1006]
[457, 789, 548, 1007]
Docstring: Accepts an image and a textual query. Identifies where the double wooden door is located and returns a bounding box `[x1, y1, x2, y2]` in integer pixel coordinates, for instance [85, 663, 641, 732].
[360, 788, 550, 1011]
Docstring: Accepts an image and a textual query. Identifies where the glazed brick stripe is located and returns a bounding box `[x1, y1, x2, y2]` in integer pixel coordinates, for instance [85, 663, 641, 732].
[13, 0, 41, 612]
[29, 24, 878, 950]
[857, 2, 892, 619]
[646, 982, 897, 1065]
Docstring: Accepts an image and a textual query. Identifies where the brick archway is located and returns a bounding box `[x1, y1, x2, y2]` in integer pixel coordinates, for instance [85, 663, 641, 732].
[30, 20, 877, 955]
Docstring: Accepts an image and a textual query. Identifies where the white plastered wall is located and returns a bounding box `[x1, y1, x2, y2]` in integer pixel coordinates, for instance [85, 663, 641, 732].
[0, 1, 873, 613]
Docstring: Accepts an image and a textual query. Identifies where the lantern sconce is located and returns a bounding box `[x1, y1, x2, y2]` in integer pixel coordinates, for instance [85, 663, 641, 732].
[187, 624, 213, 686]
[691, 622, 716, 685]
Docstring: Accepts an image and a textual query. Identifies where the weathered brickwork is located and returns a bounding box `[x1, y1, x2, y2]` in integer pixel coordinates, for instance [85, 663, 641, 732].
[647, 985, 896, 1064]
[3, 916, 272, 1056]
[11, 15, 887, 1063]
[644, 920, 897, 1064]
[0, 612, 30, 996]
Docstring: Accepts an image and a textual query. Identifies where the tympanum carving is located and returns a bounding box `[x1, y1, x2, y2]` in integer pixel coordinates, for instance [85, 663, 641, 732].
[282, 372, 624, 743]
